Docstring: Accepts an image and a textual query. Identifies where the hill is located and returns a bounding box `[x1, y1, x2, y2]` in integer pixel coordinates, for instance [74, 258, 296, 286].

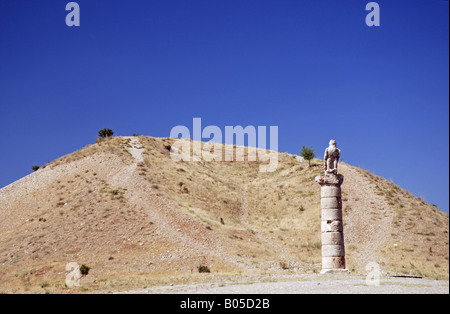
[0, 136, 448, 293]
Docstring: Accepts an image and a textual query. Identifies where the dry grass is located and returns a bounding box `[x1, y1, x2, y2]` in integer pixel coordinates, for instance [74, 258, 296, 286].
[0, 136, 447, 293]
[345, 167, 449, 278]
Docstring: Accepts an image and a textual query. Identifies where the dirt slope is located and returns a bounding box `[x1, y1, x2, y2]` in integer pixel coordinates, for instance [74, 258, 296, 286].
[0, 136, 448, 293]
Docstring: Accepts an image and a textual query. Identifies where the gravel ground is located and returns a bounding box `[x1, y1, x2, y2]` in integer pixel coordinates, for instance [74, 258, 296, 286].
[120, 275, 449, 294]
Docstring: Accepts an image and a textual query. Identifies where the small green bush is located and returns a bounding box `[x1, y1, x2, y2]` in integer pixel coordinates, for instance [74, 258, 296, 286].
[198, 265, 211, 273]
[300, 146, 315, 167]
[98, 128, 114, 139]
[80, 264, 90, 276]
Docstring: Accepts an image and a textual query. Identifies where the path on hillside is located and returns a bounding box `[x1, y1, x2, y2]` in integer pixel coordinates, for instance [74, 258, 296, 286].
[112, 137, 256, 272]
[239, 183, 292, 265]
[339, 164, 395, 271]
[125, 136, 145, 163]
[110, 137, 145, 184]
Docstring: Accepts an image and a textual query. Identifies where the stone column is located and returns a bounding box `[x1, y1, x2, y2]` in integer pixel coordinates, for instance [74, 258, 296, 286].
[315, 173, 349, 274]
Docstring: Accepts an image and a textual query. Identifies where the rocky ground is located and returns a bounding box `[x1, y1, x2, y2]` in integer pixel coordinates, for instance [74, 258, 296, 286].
[0, 136, 448, 294]
[119, 274, 449, 294]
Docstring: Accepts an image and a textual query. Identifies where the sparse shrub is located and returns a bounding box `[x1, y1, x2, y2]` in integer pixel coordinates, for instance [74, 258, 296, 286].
[80, 264, 90, 276]
[31, 165, 40, 172]
[300, 146, 315, 167]
[40, 281, 50, 288]
[98, 128, 114, 139]
[198, 265, 210, 273]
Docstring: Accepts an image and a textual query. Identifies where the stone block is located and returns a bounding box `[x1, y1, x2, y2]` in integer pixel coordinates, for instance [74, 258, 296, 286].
[321, 209, 342, 221]
[322, 256, 346, 269]
[321, 232, 344, 245]
[322, 244, 345, 257]
[321, 197, 341, 209]
[315, 173, 344, 186]
[321, 186, 341, 198]
[321, 220, 343, 232]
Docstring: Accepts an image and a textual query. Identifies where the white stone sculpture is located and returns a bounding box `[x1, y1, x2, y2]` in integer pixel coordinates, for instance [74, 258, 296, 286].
[324, 139, 340, 174]
[315, 140, 348, 274]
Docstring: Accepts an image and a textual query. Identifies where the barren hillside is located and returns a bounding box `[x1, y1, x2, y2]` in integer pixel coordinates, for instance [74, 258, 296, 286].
[0, 136, 448, 293]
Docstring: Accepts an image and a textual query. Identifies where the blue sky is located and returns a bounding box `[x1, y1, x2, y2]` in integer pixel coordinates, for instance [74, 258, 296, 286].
[0, 0, 448, 212]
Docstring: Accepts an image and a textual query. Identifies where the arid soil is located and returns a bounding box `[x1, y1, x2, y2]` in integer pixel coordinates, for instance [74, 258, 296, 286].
[0, 136, 448, 294]
[120, 274, 449, 294]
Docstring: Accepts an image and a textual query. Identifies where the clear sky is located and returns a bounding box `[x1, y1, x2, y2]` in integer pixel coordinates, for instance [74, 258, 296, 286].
[0, 0, 448, 212]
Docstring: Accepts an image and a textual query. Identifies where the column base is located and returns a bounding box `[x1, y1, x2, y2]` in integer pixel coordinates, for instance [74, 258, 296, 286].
[320, 269, 351, 275]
